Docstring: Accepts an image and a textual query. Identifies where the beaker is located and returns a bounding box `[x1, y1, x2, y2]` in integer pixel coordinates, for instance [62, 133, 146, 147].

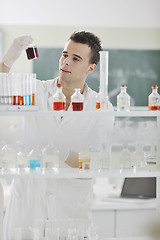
[26, 43, 39, 60]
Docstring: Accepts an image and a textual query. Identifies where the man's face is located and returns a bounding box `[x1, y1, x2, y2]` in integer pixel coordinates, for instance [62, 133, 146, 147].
[59, 40, 96, 86]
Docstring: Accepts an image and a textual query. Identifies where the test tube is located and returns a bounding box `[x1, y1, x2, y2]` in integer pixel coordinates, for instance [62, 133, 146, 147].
[99, 51, 109, 110]
[31, 73, 36, 105]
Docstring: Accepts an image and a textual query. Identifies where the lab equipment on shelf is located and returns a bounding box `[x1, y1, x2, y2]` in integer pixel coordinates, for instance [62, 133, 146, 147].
[0, 72, 38, 110]
[71, 88, 84, 111]
[148, 85, 160, 110]
[117, 85, 130, 111]
[52, 83, 66, 111]
[99, 51, 109, 110]
[28, 146, 41, 170]
[79, 146, 91, 170]
[42, 143, 59, 170]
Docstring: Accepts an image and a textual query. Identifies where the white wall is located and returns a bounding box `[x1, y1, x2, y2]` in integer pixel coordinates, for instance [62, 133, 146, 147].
[1, 0, 160, 28]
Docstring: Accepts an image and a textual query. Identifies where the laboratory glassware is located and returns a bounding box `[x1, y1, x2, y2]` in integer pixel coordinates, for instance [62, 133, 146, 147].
[79, 146, 91, 170]
[26, 43, 39, 60]
[42, 143, 59, 170]
[17, 145, 31, 170]
[99, 51, 110, 110]
[28, 146, 42, 170]
[31, 73, 37, 105]
[53, 83, 66, 111]
[117, 85, 130, 111]
[119, 143, 132, 169]
[87, 225, 98, 240]
[132, 143, 145, 169]
[1, 144, 17, 171]
[71, 88, 84, 111]
[148, 85, 160, 110]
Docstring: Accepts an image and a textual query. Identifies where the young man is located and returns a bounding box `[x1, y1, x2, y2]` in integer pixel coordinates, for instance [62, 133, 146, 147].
[1, 31, 114, 239]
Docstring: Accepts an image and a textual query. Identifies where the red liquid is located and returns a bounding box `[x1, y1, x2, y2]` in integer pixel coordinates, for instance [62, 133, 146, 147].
[53, 102, 65, 111]
[149, 106, 160, 110]
[26, 47, 39, 60]
[12, 96, 16, 105]
[96, 102, 100, 110]
[72, 102, 83, 111]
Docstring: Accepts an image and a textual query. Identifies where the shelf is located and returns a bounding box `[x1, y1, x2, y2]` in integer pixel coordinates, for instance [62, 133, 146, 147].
[0, 167, 160, 179]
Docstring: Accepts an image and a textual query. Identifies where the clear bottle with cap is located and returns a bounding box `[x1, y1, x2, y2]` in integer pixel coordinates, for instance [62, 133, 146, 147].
[148, 85, 160, 110]
[71, 88, 84, 111]
[53, 83, 66, 111]
[117, 85, 130, 111]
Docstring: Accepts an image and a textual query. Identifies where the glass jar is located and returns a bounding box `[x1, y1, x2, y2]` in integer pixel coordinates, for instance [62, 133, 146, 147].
[148, 85, 160, 110]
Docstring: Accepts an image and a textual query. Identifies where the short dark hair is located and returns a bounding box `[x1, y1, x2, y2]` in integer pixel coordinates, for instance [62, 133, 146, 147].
[69, 31, 102, 65]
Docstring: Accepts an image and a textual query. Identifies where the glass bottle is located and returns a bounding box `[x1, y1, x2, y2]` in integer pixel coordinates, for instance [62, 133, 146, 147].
[71, 88, 84, 111]
[53, 83, 66, 111]
[148, 85, 160, 110]
[119, 143, 132, 169]
[28, 145, 41, 170]
[42, 143, 59, 170]
[79, 146, 91, 170]
[1, 144, 17, 171]
[117, 85, 130, 111]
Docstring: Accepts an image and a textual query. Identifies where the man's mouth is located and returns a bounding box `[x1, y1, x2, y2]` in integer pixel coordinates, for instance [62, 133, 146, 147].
[61, 69, 71, 74]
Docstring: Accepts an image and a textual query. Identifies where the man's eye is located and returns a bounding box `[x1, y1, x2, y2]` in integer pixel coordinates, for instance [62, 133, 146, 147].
[62, 54, 68, 58]
[73, 57, 79, 61]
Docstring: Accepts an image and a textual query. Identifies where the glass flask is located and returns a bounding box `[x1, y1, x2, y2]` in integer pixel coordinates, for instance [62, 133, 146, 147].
[148, 85, 160, 110]
[1, 144, 17, 171]
[79, 146, 91, 170]
[71, 88, 84, 111]
[119, 143, 132, 169]
[26, 43, 39, 60]
[132, 143, 145, 169]
[28, 145, 42, 170]
[42, 144, 59, 170]
[53, 83, 66, 111]
[117, 85, 130, 111]
[17, 145, 31, 170]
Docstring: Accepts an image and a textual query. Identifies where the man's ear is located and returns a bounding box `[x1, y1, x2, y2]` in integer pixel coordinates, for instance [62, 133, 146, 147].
[88, 64, 96, 74]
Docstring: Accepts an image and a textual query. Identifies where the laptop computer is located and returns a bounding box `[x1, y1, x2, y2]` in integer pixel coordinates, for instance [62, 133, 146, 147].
[121, 177, 156, 199]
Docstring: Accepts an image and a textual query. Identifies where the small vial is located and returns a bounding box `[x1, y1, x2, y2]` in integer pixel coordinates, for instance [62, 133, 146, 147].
[71, 88, 84, 111]
[26, 43, 39, 60]
[53, 83, 66, 111]
[148, 85, 160, 110]
[117, 85, 130, 111]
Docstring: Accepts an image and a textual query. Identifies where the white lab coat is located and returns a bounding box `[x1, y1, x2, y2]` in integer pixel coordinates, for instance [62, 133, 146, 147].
[4, 78, 114, 239]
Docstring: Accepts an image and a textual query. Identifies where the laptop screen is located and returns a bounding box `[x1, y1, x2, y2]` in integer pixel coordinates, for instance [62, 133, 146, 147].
[121, 177, 156, 199]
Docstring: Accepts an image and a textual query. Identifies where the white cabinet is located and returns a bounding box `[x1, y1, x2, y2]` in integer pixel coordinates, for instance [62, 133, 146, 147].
[0, 108, 160, 239]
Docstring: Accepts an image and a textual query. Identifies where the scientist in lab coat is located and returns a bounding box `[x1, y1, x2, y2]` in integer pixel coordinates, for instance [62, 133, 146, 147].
[1, 31, 114, 239]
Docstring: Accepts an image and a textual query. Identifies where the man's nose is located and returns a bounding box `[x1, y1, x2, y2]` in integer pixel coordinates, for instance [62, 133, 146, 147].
[64, 57, 71, 65]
